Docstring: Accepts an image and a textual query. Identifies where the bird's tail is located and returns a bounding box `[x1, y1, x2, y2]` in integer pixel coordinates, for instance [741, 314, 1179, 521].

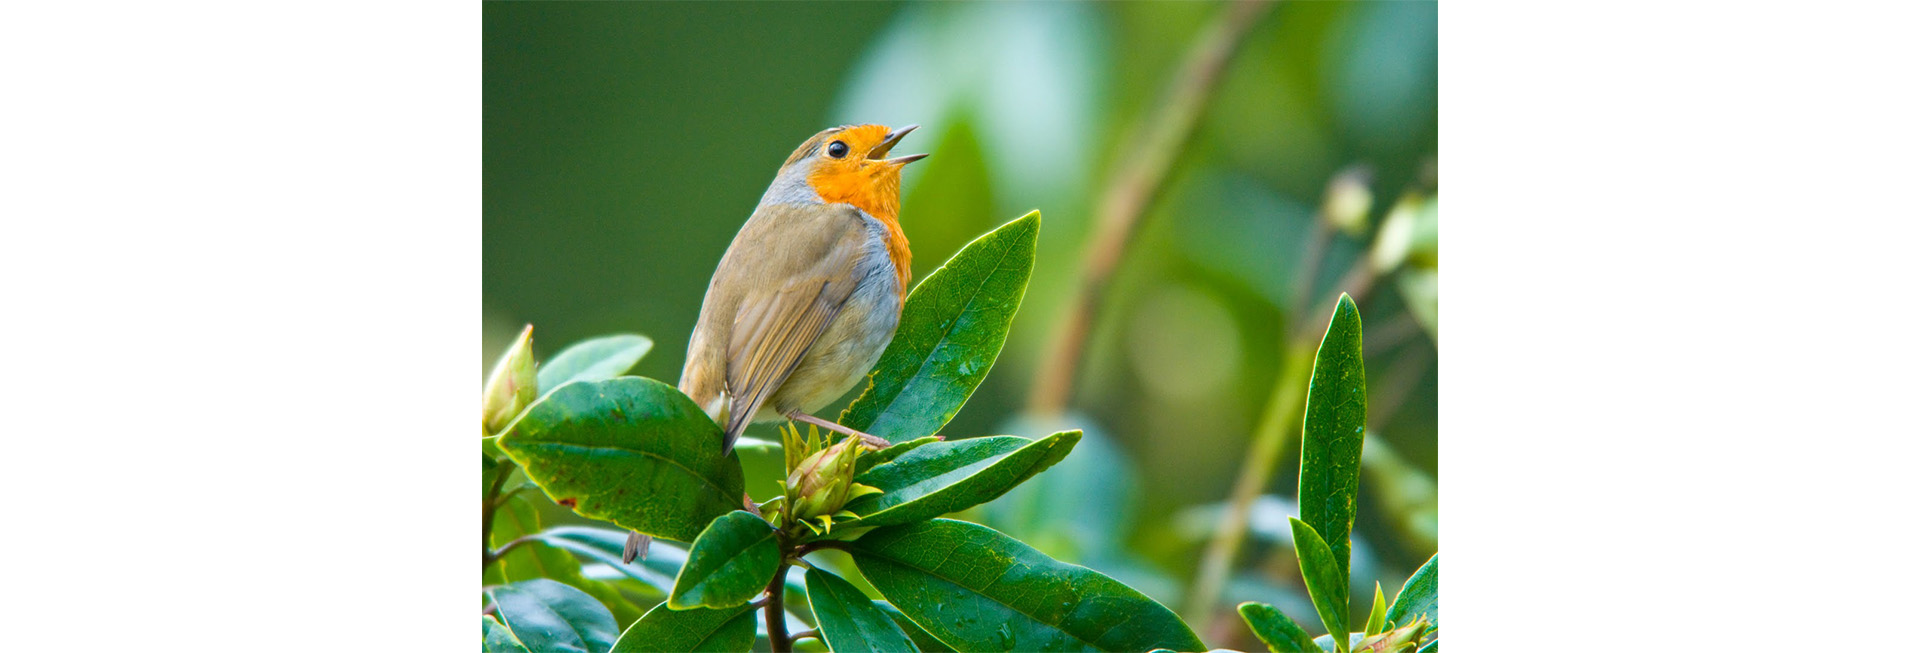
[721, 403, 748, 457]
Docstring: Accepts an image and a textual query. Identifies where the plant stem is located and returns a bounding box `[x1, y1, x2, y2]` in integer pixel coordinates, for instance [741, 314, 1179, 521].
[481, 458, 517, 565]
[483, 534, 539, 567]
[1027, 0, 1278, 416]
[1185, 338, 1314, 625]
[1186, 249, 1389, 631]
[765, 561, 793, 653]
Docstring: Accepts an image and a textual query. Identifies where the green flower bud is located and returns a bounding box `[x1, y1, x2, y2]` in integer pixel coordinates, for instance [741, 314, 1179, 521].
[481, 324, 537, 437]
[1353, 617, 1430, 652]
[1323, 165, 1375, 236]
[783, 437, 884, 534]
[787, 439, 857, 515]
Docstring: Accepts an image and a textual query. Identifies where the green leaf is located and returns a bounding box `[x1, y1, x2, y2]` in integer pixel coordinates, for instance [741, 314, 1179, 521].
[538, 334, 654, 395]
[805, 568, 920, 653]
[848, 518, 1203, 652]
[500, 377, 746, 543]
[1298, 294, 1366, 581]
[853, 436, 942, 476]
[839, 211, 1040, 440]
[488, 578, 620, 653]
[1416, 640, 1438, 653]
[534, 525, 687, 595]
[1313, 633, 1364, 653]
[669, 511, 781, 609]
[536, 525, 815, 627]
[488, 494, 643, 627]
[843, 431, 1080, 528]
[875, 601, 955, 653]
[1363, 582, 1386, 636]
[1237, 602, 1318, 653]
[611, 602, 757, 653]
[484, 614, 532, 653]
[1385, 554, 1438, 629]
[1289, 518, 1348, 653]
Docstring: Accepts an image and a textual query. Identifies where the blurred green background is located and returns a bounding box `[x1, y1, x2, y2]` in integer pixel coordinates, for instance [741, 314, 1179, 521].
[485, 1, 1434, 645]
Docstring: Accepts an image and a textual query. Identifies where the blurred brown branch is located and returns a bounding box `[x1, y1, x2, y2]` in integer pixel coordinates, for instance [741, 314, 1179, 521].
[1186, 184, 1393, 632]
[1027, 0, 1278, 416]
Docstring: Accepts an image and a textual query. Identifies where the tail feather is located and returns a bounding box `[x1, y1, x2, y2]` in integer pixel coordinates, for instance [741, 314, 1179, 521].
[722, 408, 749, 457]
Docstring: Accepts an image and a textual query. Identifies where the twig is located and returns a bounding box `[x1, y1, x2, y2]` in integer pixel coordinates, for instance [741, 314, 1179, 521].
[1187, 243, 1389, 627]
[481, 459, 517, 565]
[1184, 337, 1314, 625]
[766, 561, 793, 652]
[1027, 0, 1279, 415]
[483, 534, 540, 567]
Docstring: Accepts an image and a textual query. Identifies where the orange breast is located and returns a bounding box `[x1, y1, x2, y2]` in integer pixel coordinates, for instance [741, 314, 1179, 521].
[808, 168, 912, 300]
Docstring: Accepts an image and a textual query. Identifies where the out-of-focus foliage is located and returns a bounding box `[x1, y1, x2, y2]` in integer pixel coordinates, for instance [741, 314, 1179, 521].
[486, 3, 1436, 651]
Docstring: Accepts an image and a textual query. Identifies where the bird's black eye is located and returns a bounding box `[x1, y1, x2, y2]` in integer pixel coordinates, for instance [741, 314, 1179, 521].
[826, 140, 849, 159]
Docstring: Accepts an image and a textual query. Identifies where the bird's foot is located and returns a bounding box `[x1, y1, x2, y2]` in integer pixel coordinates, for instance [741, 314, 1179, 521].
[786, 411, 893, 450]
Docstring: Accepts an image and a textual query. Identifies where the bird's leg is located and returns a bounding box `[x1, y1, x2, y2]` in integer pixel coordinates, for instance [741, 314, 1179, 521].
[785, 411, 893, 450]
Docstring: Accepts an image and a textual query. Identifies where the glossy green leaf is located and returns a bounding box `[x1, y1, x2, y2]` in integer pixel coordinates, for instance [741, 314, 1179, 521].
[488, 494, 643, 627]
[536, 525, 816, 627]
[1363, 583, 1386, 636]
[843, 431, 1079, 528]
[876, 601, 955, 653]
[488, 578, 620, 653]
[535, 525, 688, 595]
[805, 568, 919, 653]
[611, 602, 756, 653]
[1237, 602, 1318, 653]
[538, 334, 654, 394]
[1385, 554, 1438, 629]
[848, 518, 1203, 652]
[500, 377, 746, 543]
[854, 436, 941, 476]
[1289, 518, 1348, 653]
[1298, 294, 1366, 581]
[670, 511, 780, 609]
[839, 211, 1040, 440]
[1313, 633, 1365, 653]
[484, 614, 532, 653]
[1416, 640, 1438, 653]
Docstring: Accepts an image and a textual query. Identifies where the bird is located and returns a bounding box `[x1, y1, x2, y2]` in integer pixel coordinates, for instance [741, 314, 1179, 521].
[679, 124, 928, 455]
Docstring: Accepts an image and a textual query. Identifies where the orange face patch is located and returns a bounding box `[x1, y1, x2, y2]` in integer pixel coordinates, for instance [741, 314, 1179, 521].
[804, 125, 903, 221]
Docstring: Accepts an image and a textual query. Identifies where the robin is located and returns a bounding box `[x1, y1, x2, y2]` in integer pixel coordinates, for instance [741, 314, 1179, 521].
[679, 124, 927, 455]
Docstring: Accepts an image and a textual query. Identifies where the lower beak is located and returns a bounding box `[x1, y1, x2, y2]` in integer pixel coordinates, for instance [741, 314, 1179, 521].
[870, 124, 929, 165]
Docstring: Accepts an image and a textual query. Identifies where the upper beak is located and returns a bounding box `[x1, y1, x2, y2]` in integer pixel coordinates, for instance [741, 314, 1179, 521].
[870, 124, 929, 165]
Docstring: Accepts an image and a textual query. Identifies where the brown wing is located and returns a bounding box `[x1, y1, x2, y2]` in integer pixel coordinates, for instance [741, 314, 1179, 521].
[717, 204, 869, 452]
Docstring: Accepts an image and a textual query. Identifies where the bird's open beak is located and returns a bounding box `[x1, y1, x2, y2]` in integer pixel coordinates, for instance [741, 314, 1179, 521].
[871, 124, 929, 165]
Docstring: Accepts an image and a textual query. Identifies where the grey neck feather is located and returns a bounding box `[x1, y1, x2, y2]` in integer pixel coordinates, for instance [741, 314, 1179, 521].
[758, 157, 823, 208]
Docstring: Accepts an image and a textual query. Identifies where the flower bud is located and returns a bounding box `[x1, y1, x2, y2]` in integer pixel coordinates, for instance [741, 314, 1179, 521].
[1323, 165, 1375, 237]
[482, 324, 538, 436]
[1369, 193, 1438, 273]
[787, 439, 857, 515]
[783, 437, 882, 534]
[1353, 616, 1430, 652]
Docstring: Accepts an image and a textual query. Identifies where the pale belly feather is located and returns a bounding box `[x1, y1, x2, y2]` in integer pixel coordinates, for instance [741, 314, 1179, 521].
[755, 217, 901, 421]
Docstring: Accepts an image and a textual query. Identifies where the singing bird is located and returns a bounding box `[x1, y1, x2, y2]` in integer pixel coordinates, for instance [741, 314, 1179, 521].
[680, 124, 928, 455]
